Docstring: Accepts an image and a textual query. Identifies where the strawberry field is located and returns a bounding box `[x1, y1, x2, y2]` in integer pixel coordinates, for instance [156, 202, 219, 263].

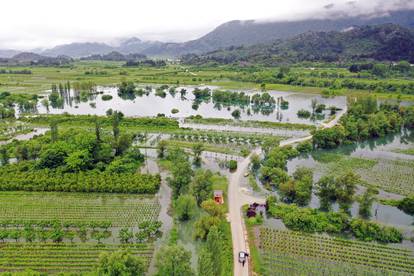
[0, 192, 160, 227]
[259, 228, 414, 275]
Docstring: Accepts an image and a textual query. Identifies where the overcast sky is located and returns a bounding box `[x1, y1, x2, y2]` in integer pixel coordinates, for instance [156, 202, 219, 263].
[1, 0, 413, 50]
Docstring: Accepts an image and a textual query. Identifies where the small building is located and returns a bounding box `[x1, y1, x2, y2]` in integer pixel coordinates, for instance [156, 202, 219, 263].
[247, 202, 267, 218]
[214, 190, 224, 205]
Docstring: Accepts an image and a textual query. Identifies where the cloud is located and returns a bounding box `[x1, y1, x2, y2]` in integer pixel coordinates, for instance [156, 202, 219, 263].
[0, 0, 413, 50]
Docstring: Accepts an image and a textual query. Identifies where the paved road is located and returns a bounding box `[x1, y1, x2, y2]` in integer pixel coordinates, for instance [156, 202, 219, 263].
[228, 148, 264, 276]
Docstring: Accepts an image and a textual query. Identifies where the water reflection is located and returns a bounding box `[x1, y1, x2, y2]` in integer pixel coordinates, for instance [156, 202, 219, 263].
[34, 86, 347, 125]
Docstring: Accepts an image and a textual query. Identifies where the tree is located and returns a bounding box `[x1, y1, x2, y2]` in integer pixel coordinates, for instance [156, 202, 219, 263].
[311, 99, 318, 114]
[9, 230, 21, 242]
[316, 175, 336, 211]
[23, 226, 36, 242]
[250, 153, 261, 172]
[37, 143, 68, 169]
[78, 226, 88, 242]
[155, 245, 194, 276]
[135, 231, 147, 243]
[398, 196, 414, 215]
[118, 228, 133, 243]
[335, 172, 359, 213]
[15, 144, 30, 161]
[65, 150, 92, 172]
[191, 170, 213, 205]
[0, 230, 8, 242]
[198, 247, 214, 276]
[94, 116, 102, 143]
[201, 199, 225, 219]
[157, 140, 168, 158]
[372, 64, 387, 78]
[359, 187, 377, 219]
[114, 134, 132, 156]
[396, 61, 411, 73]
[227, 160, 237, 171]
[192, 143, 204, 166]
[50, 225, 64, 243]
[175, 194, 197, 221]
[231, 109, 241, 119]
[50, 121, 59, 142]
[112, 111, 123, 141]
[0, 147, 9, 165]
[193, 215, 221, 240]
[206, 226, 222, 276]
[312, 126, 346, 149]
[168, 158, 193, 198]
[97, 250, 145, 276]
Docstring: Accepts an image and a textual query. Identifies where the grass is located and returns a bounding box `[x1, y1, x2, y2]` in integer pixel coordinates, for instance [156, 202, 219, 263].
[393, 147, 414, 156]
[0, 192, 160, 227]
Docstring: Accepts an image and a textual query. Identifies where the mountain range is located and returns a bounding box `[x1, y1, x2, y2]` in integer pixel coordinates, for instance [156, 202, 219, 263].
[1, 9, 414, 59]
[181, 24, 414, 65]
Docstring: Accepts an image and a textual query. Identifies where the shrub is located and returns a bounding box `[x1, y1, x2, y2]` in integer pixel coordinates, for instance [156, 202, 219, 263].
[101, 95, 113, 101]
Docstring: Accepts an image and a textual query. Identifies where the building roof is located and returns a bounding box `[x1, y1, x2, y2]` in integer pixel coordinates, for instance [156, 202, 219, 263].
[214, 190, 223, 196]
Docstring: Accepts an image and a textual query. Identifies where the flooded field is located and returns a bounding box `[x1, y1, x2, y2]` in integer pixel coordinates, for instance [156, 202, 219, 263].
[34, 86, 347, 125]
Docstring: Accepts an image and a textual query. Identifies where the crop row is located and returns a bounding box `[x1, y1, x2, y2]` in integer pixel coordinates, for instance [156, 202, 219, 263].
[259, 228, 414, 274]
[0, 243, 153, 273]
[0, 192, 160, 227]
[356, 159, 414, 196]
[261, 251, 407, 276]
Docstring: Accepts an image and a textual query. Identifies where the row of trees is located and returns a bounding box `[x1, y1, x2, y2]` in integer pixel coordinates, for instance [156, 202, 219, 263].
[0, 224, 111, 244]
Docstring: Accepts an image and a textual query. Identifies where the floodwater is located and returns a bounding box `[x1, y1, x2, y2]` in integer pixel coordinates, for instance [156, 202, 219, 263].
[34, 86, 347, 125]
[286, 130, 414, 230]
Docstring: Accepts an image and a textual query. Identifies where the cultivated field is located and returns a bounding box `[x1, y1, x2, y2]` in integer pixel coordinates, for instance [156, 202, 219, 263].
[259, 228, 414, 275]
[0, 192, 160, 227]
[0, 243, 154, 273]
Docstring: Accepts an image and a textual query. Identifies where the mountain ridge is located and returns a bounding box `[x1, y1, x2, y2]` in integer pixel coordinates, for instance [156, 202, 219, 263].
[181, 24, 414, 65]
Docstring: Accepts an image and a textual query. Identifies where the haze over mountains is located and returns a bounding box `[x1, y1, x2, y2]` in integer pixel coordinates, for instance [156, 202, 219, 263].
[1, 9, 414, 59]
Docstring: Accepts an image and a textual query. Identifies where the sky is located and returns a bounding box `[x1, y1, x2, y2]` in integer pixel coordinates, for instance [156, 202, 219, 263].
[0, 0, 413, 50]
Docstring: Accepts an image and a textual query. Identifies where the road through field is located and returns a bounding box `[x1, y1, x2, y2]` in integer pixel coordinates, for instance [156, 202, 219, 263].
[228, 106, 347, 275]
[228, 148, 264, 276]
